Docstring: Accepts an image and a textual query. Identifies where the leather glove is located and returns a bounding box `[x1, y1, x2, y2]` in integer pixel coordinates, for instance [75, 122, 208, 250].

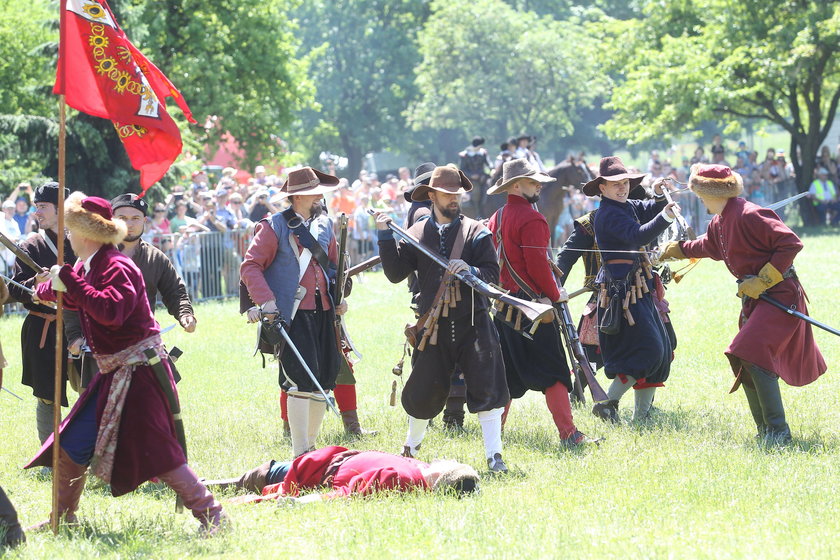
[49, 265, 67, 292]
[737, 262, 784, 299]
[660, 241, 686, 261]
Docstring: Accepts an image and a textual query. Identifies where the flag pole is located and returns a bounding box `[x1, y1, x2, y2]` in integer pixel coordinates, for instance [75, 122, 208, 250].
[52, 0, 67, 536]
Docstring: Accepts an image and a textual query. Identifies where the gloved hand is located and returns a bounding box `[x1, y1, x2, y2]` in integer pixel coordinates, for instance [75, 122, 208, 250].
[49, 265, 67, 292]
[660, 241, 686, 261]
[737, 262, 784, 299]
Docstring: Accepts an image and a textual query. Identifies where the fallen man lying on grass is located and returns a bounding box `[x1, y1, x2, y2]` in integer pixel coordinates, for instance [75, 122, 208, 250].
[208, 445, 480, 503]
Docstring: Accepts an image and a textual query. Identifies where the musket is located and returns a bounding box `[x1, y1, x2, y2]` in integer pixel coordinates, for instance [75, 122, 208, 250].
[334, 214, 361, 362]
[758, 293, 840, 337]
[567, 286, 593, 300]
[368, 209, 554, 325]
[546, 261, 609, 403]
[347, 255, 381, 277]
[0, 230, 43, 273]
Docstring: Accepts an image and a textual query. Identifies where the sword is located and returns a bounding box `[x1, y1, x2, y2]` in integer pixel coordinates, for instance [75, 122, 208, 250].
[766, 191, 808, 212]
[758, 293, 840, 337]
[270, 315, 340, 417]
[0, 273, 38, 294]
[2, 386, 23, 400]
[0, 273, 57, 309]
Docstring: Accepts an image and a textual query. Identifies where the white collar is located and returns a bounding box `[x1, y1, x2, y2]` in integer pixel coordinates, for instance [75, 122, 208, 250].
[83, 248, 100, 274]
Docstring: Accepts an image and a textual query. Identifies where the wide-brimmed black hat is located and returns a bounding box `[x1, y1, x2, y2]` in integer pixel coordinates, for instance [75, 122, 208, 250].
[33, 181, 69, 205]
[403, 162, 436, 203]
[411, 164, 472, 202]
[581, 156, 646, 196]
[111, 193, 149, 215]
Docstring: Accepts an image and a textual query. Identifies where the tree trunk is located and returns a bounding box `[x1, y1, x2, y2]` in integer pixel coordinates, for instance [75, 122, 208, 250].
[794, 134, 819, 226]
[341, 136, 363, 183]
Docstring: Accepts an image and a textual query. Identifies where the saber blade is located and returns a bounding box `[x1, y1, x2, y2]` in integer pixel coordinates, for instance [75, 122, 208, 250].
[2, 386, 23, 400]
[0, 273, 35, 294]
[277, 326, 340, 416]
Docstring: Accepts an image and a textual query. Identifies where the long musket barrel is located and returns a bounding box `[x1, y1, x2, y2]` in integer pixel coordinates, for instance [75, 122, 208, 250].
[368, 209, 554, 324]
[0, 230, 44, 273]
[347, 256, 381, 277]
[335, 214, 349, 304]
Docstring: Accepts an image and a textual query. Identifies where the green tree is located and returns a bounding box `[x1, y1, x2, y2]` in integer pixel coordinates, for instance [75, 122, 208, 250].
[291, 0, 430, 180]
[408, 0, 606, 160]
[1, 0, 312, 196]
[122, 0, 314, 169]
[603, 0, 840, 222]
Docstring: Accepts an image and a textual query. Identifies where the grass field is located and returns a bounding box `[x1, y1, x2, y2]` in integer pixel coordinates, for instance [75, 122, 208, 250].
[1, 229, 838, 559]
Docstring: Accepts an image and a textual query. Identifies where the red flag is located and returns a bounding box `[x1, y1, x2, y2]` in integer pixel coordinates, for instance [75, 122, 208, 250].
[55, 0, 196, 193]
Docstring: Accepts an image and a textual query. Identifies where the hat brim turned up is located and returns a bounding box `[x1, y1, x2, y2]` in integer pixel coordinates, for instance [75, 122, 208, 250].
[487, 170, 555, 196]
[581, 172, 645, 197]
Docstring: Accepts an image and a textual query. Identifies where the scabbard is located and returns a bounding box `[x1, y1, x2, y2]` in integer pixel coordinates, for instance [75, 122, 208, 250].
[142, 348, 188, 461]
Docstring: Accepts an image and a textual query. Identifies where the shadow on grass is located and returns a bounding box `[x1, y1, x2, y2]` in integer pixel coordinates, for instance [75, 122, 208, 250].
[627, 406, 699, 434]
[740, 432, 836, 454]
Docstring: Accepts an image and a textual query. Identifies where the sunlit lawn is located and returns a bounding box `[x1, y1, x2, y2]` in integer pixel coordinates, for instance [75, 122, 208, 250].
[1, 229, 838, 559]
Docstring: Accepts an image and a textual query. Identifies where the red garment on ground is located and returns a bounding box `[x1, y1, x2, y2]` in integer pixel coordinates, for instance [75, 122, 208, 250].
[488, 195, 560, 301]
[261, 446, 429, 499]
[680, 197, 826, 386]
[26, 247, 184, 495]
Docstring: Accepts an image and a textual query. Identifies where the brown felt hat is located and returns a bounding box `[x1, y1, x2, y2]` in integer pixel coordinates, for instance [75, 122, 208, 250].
[275, 166, 340, 199]
[487, 158, 555, 195]
[411, 164, 472, 202]
[581, 156, 646, 196]
[689, 164, 743, 199]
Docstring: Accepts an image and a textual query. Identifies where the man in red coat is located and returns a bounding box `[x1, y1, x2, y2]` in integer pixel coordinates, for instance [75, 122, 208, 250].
[662, 164, 827, 443]
[28, 193, 225, 533]
[487, 159, 599, 447]
[213, 446, 479, 503]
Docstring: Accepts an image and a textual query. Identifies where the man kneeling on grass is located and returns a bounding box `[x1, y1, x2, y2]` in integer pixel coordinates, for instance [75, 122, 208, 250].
[210, 446, 479, 503]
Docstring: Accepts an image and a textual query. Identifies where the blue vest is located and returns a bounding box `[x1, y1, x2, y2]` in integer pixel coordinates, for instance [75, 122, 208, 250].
[262, 212, 336, 322]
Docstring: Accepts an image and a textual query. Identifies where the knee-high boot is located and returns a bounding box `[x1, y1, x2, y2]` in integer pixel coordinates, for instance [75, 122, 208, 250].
[748, 366, 791, 444]
[742, 384, 766, 437]
[0, 486, 25, 547]
[158, 464, 226, 535]
[28, 449, 87, 530]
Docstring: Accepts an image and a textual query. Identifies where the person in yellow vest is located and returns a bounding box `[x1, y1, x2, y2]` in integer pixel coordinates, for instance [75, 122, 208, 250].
[807, 167, 839, 225]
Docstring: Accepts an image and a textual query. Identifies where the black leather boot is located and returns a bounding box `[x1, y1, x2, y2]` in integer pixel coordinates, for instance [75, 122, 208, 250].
[742, 384, 766, 438]
[748, 366, 791, 445]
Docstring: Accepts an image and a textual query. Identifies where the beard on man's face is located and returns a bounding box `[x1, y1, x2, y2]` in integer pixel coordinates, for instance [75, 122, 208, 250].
[123, 233, 142, 243]
[311, 200, 324, 218]
[523, 193, 540, 204]
[438, 202, 461, 220]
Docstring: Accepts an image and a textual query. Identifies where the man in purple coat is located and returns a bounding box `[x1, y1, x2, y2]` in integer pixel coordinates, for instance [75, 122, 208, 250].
[28, 193, 225, 534]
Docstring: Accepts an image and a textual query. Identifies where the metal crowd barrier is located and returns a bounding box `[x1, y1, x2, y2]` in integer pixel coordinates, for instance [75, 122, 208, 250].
[156, 228, 254, 303]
